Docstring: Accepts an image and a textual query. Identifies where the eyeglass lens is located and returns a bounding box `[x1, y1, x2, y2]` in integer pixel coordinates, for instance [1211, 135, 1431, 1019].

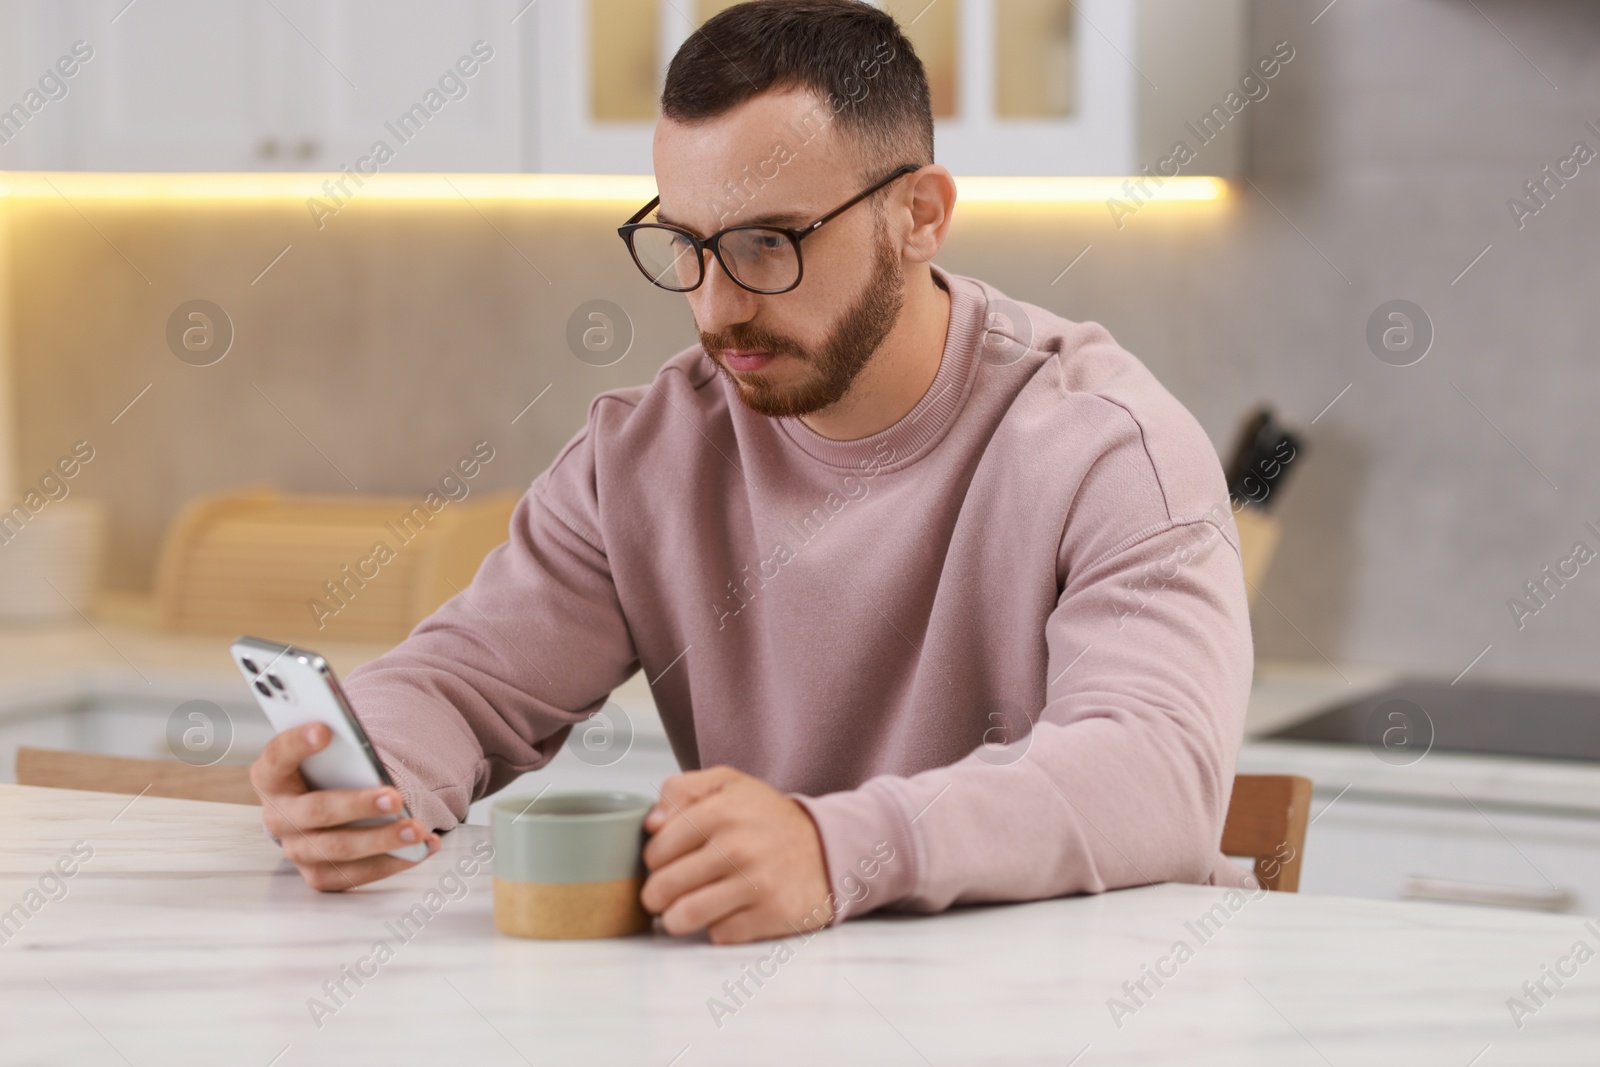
[629, 226, 800, 292]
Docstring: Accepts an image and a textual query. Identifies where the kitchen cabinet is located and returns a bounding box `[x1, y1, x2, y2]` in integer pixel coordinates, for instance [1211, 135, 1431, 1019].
[0, 0, 526, 172]
[1300, 790, 1600, 916]
[34, 0, 292, 172]
[0, 651, 675, 823]
[0, 2, 88, 169]
[0, 683, 271, 782]
[533, 0, 1251, 176]
[1240, 671, 1600, 916]
[294, 0, 527, 174]
[2, 0, 1249, 176]
[0, 676, 676, 825]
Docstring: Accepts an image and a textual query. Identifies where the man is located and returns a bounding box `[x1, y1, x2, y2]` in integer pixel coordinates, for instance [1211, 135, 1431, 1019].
[251, 0, 1256, 945]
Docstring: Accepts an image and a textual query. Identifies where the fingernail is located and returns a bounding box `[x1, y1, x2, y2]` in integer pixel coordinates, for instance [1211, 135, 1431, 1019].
[302, 725, 319, 744]
[375, 792, 397, 812]
[399, 826, 418, 842]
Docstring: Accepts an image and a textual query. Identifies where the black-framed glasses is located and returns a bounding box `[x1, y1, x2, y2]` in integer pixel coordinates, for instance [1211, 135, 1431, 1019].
[617, 163, 923, 295]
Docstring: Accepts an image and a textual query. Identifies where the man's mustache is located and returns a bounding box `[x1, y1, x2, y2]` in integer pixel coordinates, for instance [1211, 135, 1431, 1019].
[702, 333, 804, 359]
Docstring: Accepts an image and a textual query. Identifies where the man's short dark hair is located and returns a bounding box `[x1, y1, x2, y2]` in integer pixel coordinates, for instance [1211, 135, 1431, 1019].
[660, 0, 934, 183]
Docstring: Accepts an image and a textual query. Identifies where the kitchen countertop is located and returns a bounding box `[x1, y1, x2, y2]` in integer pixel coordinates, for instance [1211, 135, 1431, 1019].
[2, 783, 1596, 1065]
[6, 594, 1600, 816]
[0, 599, 1388, 733]
[0, 593, 397, 719]
[1238, 662, 1600, 817]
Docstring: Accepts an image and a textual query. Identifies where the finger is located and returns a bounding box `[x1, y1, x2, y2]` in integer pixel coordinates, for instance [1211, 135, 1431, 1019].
[297, 834, 442, 893]
[706, 904, 785, 946]
[640, 838, 735, 914]
[646, 767, 740, 831]
[280, 817, 430, 866]
[261, 784, 404, 838]
[642, 790, 735, 871]
[659, 875, 756, 938]
[250, 723, 332, 798]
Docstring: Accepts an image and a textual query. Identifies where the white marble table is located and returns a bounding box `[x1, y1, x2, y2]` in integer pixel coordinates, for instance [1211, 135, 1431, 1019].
[3, 785, 1599, 1065]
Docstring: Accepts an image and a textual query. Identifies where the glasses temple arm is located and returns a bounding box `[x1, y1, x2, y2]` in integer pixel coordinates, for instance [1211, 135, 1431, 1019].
[800, 164, 924, 234]
[623, 196, 662, 227]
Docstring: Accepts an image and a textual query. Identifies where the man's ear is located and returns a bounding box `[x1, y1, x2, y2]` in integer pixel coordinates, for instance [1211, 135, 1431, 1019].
[901, 164, 956, 265]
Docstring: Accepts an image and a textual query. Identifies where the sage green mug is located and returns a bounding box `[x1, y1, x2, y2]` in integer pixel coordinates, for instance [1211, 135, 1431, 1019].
[490, 790, 653, 939]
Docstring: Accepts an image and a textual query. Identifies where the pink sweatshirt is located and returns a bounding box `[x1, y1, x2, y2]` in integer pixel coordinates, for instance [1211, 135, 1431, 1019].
[344, 263, 1258, 922]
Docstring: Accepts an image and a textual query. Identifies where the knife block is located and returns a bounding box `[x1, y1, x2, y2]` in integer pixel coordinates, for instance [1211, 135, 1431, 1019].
[1233, 505, 1282, 608]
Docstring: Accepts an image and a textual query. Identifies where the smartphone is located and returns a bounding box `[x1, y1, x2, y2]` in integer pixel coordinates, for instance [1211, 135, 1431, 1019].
[230, 635, 428, 863]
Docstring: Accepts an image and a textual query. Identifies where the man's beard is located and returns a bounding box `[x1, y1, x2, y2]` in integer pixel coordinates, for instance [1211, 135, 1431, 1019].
[700, 214, 905, 420]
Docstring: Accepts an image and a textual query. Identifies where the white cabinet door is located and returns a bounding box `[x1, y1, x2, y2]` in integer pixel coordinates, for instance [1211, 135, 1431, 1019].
[1301, 793, 1600, 917]
[8, 0, 1243, 175]
[529, 0, 662, 175]
[2, 0, 527, 171]
[51, 0, 296, 171]
[937, 0, 1136, 176]
[531, 0, 1244, 177]
[0, 2, 80, 169]
[292, 0, 528, 173]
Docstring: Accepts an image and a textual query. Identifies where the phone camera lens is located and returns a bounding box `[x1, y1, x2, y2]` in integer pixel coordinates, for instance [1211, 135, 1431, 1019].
[267, 674, 285, 691]
[253, 679, 272, 697]
[241, 657, 259, 674]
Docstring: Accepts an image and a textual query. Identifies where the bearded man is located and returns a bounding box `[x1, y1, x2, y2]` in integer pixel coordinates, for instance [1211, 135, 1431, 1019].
[251, 0, 1256, 945]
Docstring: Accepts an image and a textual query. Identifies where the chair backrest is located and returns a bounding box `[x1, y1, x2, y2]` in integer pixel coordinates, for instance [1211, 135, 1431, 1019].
[14, 747, 260, 806]
[1221, 773, 1313, 892]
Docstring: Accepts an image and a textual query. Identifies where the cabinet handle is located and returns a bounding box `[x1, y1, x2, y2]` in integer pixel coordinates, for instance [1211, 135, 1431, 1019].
[1400, 876, 1575, 913]
[256, 138, 280, 160]
[294, 138, 319, 160]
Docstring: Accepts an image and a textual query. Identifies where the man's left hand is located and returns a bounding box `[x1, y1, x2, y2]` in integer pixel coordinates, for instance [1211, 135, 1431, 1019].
[640, 766, 833, 944]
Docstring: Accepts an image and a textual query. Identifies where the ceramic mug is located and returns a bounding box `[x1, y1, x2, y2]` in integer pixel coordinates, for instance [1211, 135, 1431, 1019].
[491, 790, 653, 939]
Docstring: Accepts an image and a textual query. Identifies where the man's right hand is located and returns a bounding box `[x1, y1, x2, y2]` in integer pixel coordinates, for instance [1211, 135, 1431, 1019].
[250, 722, 441, 891]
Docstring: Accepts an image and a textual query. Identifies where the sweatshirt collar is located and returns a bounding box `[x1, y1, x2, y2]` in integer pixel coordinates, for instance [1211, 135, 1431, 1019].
[777, 263, 981, 472]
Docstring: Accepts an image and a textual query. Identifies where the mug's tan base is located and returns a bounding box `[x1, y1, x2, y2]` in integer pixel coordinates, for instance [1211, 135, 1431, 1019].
[494, 876, 650, 939]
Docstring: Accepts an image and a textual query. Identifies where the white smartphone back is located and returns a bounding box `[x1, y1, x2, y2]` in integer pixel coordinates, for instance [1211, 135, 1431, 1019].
[231, 636, 428, 863]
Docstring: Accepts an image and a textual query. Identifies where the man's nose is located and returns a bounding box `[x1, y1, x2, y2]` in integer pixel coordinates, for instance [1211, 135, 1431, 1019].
[689, 251, 758, 336]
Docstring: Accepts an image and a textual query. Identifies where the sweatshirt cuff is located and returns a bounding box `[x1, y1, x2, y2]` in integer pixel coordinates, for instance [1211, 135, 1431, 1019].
[793, 782, 921, 925]
[375, 747, 461, 833]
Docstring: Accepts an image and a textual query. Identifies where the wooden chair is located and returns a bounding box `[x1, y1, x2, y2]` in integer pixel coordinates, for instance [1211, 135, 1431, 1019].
[14, 746, 260, 806]
[1221, 773, 1313, 892]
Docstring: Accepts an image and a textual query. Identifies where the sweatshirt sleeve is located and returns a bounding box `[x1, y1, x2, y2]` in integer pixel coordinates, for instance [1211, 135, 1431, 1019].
[340, 416, 639, 832]
[796, 440, 1257, 922]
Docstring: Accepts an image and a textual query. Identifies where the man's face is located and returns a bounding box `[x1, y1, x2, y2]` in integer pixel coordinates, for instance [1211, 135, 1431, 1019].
[652, 89, 907, 419]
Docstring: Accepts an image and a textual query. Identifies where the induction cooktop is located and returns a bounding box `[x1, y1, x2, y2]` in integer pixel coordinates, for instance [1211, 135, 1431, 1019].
[1264, 679, 1600, 763]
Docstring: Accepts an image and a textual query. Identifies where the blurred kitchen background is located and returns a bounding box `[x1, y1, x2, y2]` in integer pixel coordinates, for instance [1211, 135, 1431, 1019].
[3, 0, 1599, 914]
